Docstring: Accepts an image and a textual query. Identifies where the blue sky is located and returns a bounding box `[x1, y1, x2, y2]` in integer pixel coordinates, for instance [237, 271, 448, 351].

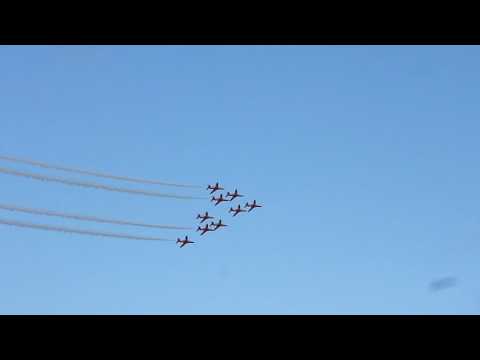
[0, 45, 479, 314]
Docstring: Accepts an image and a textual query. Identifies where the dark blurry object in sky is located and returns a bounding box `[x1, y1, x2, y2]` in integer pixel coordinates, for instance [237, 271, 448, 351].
[430, 277, 457, 292]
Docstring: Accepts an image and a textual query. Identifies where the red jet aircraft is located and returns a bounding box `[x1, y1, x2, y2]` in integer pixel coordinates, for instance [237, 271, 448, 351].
[197, 224, 214, 235]
[177, 236, 194, 248]
[226, 189, 244, 201]
[196, 211, 214, 223]
[245, 200, 262, 212]
[207, 182, 224, 194]
[229, 204, 247, 217]
[210, 219, 228, 230]
[211, 194, 229, 206]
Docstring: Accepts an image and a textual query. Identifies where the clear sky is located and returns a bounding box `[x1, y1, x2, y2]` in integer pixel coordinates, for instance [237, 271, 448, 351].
[0, 45, 479, 314]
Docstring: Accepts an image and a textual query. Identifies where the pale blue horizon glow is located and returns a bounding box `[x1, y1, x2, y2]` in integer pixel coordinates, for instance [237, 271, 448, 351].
[0, 45, 479, 314]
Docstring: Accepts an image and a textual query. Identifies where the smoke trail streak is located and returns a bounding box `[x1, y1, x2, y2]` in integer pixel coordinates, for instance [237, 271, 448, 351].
[0, 166, 207, 200]
[0, 217, 175, 241]
[0, 154, 202, 188]
[0, 203, 193, 230]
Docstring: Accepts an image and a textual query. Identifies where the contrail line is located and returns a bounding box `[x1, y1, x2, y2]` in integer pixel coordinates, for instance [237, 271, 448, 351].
[0, 166, 207, 200]
[0, 203, 193, 230]
[0, 217, 175, 241]
[0, 154, 202, 188]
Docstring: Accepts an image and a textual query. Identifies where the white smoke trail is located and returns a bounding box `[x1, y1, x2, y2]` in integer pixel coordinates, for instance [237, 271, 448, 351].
[0, 203, 193, 230]
[0, 154, 202, 188]
[0, 166, 207, 200]
[0, 217, 176, 241]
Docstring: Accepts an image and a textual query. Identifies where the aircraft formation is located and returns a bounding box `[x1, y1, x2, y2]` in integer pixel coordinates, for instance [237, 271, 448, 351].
[177, 182, 262, 248]
[0, 154, 262, 248]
